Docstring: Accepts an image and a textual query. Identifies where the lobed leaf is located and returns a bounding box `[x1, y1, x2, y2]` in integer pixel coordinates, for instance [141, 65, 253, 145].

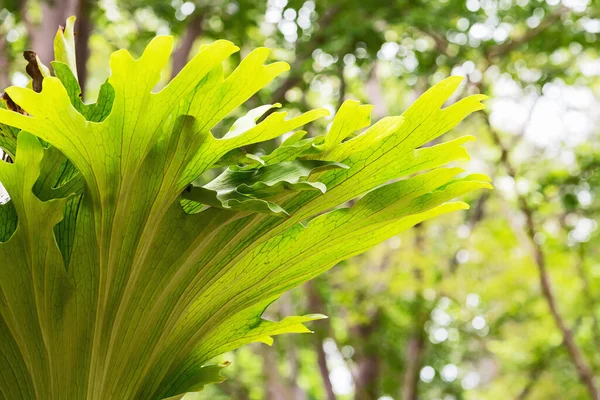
[0, 25, 490, 399]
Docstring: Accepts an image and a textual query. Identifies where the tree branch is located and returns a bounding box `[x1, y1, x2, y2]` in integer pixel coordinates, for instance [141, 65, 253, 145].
[417, 27, 450, 58]
[485, 116, 599, 400]
[487, 6, 569, 59]
[449, 190, 492, 273]
[516, 318, 583, 400]
[575, 244, 600, 352]
[269, 6, 341, 105]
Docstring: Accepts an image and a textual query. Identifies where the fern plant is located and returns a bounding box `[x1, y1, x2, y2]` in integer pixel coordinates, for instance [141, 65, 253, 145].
[0, 18, 490, 399]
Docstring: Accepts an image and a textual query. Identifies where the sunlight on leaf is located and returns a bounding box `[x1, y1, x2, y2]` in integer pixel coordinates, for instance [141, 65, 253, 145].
[0, 19, 490, 400]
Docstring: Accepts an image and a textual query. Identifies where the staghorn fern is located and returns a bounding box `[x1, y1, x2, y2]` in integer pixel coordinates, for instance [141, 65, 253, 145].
[0, 17, 491, 400]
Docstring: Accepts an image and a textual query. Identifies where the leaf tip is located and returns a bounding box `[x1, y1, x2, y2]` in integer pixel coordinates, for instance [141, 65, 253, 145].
[215, 39, 240, 53]
[316, 107, 331, 118]
[446, 75, 465, 85]
[306, 313, 328, 320]
[269, 61, 291, 74]
[460, 135, 477, 143]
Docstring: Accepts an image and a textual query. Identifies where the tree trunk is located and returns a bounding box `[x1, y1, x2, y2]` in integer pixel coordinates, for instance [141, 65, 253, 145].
[337, 62, 346, 110]
[352, 317, 380, 400]
[354, 356, 380, 400]
[0, 35, 10, 90]
[365, 63, 387, 120]
[170, 14, 204, 78]
[281, 292, 307, 400]
[261, 344, 291, 400]
[25, 0, 92, 91]
[74, 0, 93, 95]
[307, 281, 337, 400]
[401, 224, 427, 400]
[29, 0, 80, 65]
[401, 328, 426, 400]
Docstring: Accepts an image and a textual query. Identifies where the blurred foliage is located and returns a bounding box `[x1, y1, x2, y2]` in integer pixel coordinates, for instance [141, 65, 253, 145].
[1, 0, 600, 399]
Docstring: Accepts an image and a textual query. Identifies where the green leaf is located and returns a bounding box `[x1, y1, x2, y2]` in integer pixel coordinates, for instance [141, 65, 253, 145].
[0, 132, 72, 399]
[317, 99, 374, 151]
[236, 130, 318, 169]
[52, 62, 115, 122]
[183, 159, 347, 215]
[53, 16, 78, 79]
[160, 362, 231, 400]
[0, 25, 490, 399]
[0, 199, 17, 241]
[0, 118, 18, 157]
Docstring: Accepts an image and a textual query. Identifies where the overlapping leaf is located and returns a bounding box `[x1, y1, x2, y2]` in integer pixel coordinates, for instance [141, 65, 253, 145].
[0, 20, 490, 400]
